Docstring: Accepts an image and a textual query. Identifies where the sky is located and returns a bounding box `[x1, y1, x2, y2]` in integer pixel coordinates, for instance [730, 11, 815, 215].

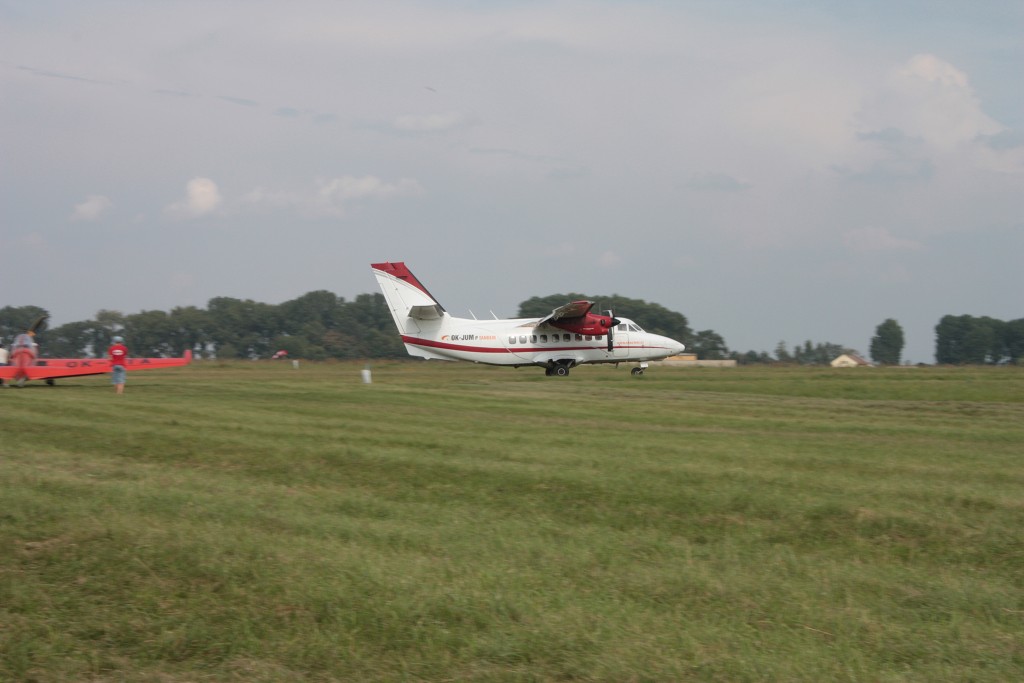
[2, 0, 1022, 363]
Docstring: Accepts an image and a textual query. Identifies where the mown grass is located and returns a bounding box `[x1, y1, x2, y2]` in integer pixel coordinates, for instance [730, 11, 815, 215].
[1, 362, 1022, 682]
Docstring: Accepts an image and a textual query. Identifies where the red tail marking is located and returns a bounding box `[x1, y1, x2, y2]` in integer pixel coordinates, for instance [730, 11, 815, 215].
[371, 261, 445, 311]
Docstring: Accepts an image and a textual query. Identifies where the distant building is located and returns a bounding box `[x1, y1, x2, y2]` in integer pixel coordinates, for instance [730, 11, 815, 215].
[830, 353, 872, 368]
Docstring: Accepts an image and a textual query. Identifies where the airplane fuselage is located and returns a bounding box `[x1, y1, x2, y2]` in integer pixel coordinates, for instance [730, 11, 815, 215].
[399, 315, 683, 368]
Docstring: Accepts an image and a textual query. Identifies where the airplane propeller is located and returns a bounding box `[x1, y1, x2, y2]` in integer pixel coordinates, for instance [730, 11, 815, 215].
[603, 309, 620, 351]
[29, 315, 49, 335]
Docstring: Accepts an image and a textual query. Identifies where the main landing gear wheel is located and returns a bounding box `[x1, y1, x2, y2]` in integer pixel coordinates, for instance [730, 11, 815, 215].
[545, 361, 572, 377]
[631, 367, 644, 376]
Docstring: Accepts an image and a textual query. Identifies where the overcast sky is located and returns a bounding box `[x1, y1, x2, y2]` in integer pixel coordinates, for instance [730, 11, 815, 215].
[2, 1, 1021, 363]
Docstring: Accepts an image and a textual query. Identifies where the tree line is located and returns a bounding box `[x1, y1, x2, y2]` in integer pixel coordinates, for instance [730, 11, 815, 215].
[934, 314, 1024, 365]
[735, 315, 1022, 366]
[0, 292, 405, 361]
[1, 295, 1019, 365]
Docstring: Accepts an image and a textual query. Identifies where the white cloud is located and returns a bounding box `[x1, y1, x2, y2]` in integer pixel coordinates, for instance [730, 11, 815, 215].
[165, 177, 223, 218]
[392, 111, 471, 133]
[71, 194, 113, 221]
[318, 175, 421, 202]
[978, 130, 1024, 151]
[314, 176, 423, 216]
[598, 250, 621, 268]
[859, 54, 1003, 151]
[839, 52, 1022, 198]
[899, 54, 967, 89]
[242, 176, 424, 218]
[239, 187, 292, 210]
[843, 226, 923, 253]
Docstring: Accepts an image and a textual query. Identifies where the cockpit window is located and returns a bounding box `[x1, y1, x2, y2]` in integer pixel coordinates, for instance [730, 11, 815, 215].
[629, 323, 643, 332]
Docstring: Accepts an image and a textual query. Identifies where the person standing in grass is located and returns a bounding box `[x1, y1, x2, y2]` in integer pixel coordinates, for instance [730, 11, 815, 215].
[108, 335, 128, 394]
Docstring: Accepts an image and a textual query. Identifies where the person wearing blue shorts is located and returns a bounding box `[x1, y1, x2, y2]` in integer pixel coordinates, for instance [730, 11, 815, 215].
[108, 336, 129, 394]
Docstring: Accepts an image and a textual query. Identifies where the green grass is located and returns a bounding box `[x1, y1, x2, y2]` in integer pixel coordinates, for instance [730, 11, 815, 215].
[2, 362, 1022, 682]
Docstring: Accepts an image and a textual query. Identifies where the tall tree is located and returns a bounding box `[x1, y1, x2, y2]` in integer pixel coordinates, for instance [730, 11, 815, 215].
[207, 297, 279, 358]
[935, 314, 1007, 364]
[123, 310, 176, 357]
[690, 330, 729, 359]
[870, 318, 904, 365]
[935, 315, 968, 364]
[45, 321, 96, 357]
[92, 309, 126, 353]
[168, 306, 212, 356]
[766, 340, 852, 365]
[733, 350, 773, 365]
[815, 342, 851, 365]
[1005, 318, 1024, 365]
[0, 305, 50, 342]
[279, 290, 342, 331]
[774, 341, 792, 363]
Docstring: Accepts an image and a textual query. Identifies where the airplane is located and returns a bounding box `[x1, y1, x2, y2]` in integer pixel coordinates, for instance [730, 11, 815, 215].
[0, 315, 192, 387]
[371, 261, 686, 376]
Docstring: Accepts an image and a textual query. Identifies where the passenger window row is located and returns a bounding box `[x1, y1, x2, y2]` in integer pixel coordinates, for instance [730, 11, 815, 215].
[507, 323, 641, 345]
[508, 333, 584, 344]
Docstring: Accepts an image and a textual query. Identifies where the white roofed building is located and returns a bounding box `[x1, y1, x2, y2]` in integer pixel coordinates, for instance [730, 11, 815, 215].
[831, 353, 872, 368]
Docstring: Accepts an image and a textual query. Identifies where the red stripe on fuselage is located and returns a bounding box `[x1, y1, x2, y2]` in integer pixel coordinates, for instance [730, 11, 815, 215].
[403, 335, 512, 353]
[402, 336, 674, 355]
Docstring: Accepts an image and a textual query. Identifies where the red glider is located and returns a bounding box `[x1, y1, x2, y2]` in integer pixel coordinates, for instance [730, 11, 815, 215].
[1, 316, 192, 387]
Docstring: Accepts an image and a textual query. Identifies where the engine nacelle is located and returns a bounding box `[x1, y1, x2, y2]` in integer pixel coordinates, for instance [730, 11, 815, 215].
[548, 312, 618, 337]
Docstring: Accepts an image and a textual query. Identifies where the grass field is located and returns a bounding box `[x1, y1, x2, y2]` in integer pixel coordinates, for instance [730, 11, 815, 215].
[2, 361, 1022, 682]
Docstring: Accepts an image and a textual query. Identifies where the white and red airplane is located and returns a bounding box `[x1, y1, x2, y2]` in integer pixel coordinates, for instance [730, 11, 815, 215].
[0, 316, 192, 387]
[371, 261, 686, 376]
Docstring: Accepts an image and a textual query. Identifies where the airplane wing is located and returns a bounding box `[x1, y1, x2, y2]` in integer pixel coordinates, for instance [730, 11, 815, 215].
[0, 350, 192, 382]
[537, 300, 594, 326]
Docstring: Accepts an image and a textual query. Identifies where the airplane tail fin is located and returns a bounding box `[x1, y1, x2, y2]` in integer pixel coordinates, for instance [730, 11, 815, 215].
[371, 262, 447, 337]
